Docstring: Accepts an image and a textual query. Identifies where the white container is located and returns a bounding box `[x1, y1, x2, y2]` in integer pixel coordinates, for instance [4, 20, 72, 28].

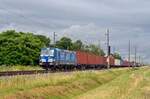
[115, 59, 121, 66]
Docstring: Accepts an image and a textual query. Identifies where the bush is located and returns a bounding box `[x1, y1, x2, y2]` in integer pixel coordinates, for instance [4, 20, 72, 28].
[0, 30, 50, 66]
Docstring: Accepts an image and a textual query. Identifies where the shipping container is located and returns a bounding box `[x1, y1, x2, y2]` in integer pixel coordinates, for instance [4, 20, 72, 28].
[76, 51, 105, 66]
[121, 60, 130, 67]
[87, 53, 95, 65]
[104, 57, 107, 66]
[95, 56, 106, 65]
[76, 51, 88, 65]
[115, 59, 121, 66]
[56, 48, 76, 65]
[130, 61, 135, 66]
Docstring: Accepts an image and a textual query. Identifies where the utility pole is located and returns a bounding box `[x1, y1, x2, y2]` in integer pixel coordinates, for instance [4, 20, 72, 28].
[113, 46, 116, 53]
[99, 40, 101, 49]
[106, 29, 110, 69]
[142, 57, 144, 66]
[49, 32, 51, 48]
[134, 46, 137, 68]
[138, 56, 141, 66]
[98, 40, 101, 55]
[106, 29, 110, 56]
[141, 57, 144, 66]
[128, 40, 131, 67]
[53, 32, 56, 47]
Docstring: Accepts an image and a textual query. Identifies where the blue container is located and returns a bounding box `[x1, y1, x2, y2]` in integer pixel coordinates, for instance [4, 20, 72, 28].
[55, 48, 76, 65]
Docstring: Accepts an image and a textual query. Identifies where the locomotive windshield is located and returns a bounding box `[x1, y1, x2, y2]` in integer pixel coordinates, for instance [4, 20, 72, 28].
[41, 49, 49, 56]
[41, 48, 54, 56]
[49, 49, 54, 56]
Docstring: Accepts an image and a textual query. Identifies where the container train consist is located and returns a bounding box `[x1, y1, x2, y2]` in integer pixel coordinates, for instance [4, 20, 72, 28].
[39, 48, 139, 70]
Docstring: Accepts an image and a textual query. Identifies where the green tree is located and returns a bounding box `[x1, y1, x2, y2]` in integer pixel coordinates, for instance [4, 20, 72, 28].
[88, 44, 105, 56]
[72, 40, 83, 50]
[35, 35, 50, 47]
[0, 30, 50, 66]
[54, 36, 105, 56]
[113, 52, 122, 59]
[56, 37, 73, 50]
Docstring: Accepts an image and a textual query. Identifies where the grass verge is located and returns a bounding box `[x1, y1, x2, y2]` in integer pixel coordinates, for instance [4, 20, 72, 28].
[0, 67, 149, 99]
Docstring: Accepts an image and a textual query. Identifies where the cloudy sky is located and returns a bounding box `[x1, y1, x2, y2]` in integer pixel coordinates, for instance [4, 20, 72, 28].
[0, 0, 150, 63]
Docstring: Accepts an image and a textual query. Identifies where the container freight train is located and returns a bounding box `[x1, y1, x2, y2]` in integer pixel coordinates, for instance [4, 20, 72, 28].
[39, 48, 137, 70]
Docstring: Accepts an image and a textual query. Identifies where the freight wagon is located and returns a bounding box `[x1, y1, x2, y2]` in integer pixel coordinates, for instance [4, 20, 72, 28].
[76, 51, 106, 69]
[122, 60, 130, 67]
[114, 59, 121, 66]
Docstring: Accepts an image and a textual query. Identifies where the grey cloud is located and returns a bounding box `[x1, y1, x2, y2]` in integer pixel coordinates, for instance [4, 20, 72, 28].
[0, 0, 150, 63]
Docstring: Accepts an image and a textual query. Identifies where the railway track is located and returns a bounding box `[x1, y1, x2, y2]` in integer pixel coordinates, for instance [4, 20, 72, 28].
[0, 66, 140, 77]
[0, 70, 48, 77]
[0, 69, 78, 77]
[0, 69, 103, 77]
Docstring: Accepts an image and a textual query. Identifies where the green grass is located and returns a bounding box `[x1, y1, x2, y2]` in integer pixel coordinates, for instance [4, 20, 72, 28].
[0, 65, 43, 72]
[0, 67, 149, 99]
[76, 67, 150, 99]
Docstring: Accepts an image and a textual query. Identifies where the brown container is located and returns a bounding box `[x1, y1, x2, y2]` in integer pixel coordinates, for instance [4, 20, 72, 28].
[76, 51, 88, 65]
[95, 56, 105, 65]
[87, 53, 97, 65]
[76, 51, 106, 65]
[87, 53, 92, 64]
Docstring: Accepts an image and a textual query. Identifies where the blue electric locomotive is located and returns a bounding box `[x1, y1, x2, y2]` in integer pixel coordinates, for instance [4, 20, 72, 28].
[39, 48, 76, 69]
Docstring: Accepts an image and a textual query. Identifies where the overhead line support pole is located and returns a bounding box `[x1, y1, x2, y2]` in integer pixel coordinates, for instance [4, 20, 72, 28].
[128, 40, 131, 67]
[134, 46, 137, 68]
[106, 29, 110, 69]
[53, 32, 56, 47]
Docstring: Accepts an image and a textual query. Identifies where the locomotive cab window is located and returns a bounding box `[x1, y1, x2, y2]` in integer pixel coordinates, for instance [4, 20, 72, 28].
[49, 50, 54, 56]
[41, 49, 49, 56]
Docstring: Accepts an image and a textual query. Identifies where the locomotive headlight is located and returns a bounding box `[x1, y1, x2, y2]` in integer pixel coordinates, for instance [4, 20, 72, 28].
[48, 59, 53, 62]
[39, 62, 43, 65]
[41, 59, 46, 62]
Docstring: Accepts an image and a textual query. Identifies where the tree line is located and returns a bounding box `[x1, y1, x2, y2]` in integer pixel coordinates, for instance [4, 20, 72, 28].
[54, 37, 105, 56]
[0, 30, 121, 66]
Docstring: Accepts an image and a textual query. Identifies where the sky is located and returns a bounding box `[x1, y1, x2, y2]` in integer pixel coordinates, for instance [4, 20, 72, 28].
[0, 0, 150, 63]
